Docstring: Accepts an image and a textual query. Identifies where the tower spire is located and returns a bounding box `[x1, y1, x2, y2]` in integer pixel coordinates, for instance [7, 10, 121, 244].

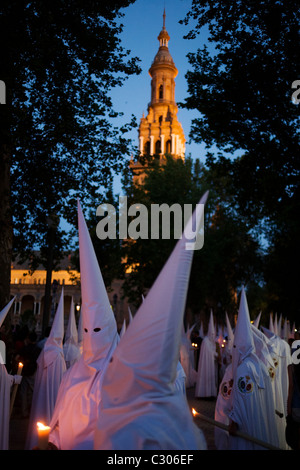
[163, 8, 166, 29]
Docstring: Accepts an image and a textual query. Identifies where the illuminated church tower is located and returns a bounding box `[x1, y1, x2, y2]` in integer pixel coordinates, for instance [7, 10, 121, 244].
[130, 10, 186, 184]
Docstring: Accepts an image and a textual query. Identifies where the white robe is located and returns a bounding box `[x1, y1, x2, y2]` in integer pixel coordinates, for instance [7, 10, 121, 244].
[49, 356, 108, 450]
[63, 342, 81, 369]
[94, 389, 206, 450]
[195, 336, 218, 397]
[0, 365, 15, 450]
[214, 363, 233, 450]
[25, 346, 66, 449]
[179, 340, 197, 388]
[228, 357, 280, 450]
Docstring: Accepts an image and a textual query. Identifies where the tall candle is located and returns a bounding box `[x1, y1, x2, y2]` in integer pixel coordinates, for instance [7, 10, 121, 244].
[9, 362, 24, 416]
[37, 422, 51, 450]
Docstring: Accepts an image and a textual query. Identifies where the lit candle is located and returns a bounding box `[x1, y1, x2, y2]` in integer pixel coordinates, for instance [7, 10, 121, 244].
[37, 422, 51, 450]
[9, 362, 24, 417]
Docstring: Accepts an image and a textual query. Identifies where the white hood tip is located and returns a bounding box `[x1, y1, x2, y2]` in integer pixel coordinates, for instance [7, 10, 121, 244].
[77, 199, 118, 368]
[0, 297, 16, 328]
[45, 287, 65, 350]
[231, 286, 255, 375]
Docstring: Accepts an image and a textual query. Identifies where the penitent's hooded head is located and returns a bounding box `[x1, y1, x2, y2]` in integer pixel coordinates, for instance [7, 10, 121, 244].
[0, 297, 15, 329]
[98, 191, 208, 406]
[77, 199, 118, 370]
[231, 286, 256, 379]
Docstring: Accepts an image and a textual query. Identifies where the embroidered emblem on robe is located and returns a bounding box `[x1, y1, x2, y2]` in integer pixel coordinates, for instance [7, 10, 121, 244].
[237, 375, 253, 394]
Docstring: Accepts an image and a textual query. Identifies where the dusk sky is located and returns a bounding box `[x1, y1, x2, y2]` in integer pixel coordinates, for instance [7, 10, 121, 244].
[109, 0, 211, 193]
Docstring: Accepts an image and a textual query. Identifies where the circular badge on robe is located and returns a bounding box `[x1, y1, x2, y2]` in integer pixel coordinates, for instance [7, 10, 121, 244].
[221, 378, 233, 399]
[268, 366, 275, 380]
[237, 375, 254, 394]
[272, 356, 279, 368]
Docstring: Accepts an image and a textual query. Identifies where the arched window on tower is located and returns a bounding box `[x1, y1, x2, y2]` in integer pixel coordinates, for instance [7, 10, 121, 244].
[166, 140, 171, 154]
[155, 140, 161, 156]
[159, 84, 163, 100]
[144, 141, 150, 156]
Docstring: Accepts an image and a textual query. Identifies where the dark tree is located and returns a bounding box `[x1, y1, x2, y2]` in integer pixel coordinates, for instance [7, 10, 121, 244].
[119, 156, 262, 323]
[0, 1, 141, 316]
[180, 1, 300, 319]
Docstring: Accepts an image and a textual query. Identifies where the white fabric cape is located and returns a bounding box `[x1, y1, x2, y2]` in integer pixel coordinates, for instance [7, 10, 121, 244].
[262, 327, 292, 417]
[26, 290, 66, 449]
[195, 311, 218, 397]
[228, 357, 280, 450]
[251, 325, 288, 449]
[0, 298, 17, 450]
[214, 363, 233, 450]
[63, 298, 81, 368]
[180, 324, 197, 388]
[94, 192, 208, 451]
[228, 288, 280, 450]
[0, 365, 14, 450]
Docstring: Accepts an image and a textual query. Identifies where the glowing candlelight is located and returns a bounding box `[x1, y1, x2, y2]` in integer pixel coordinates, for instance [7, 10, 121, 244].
[192, 408, 198, 417]
[9, 362, 24, 417]
[37, 422, 51, 450]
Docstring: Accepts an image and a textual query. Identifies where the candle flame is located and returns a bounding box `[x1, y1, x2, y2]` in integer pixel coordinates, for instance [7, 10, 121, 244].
[192, 408, 198, 417]
[37, 422, 50, 431]
[18, 362, 23, 367]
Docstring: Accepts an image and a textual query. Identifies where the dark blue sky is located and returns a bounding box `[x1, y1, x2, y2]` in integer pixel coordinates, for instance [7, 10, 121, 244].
[110, 0, 210, 194]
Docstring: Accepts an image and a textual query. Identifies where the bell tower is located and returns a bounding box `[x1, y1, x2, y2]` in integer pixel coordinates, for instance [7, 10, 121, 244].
[130, 10, 185, 184]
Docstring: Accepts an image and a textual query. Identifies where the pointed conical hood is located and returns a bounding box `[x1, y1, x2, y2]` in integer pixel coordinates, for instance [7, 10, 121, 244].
[119, 319, 126, 338]
[207, 309, 216, 343]
[269, 314, 275, 333]
[251, 324, 275, 369]
[198, 321, 204, 339]
[94, 192, 208, 450]
[100, 192, 207, 402]
[253, 311, 261, 328]
[77, 199, 118, 369]
[63, 297, 81, 367]
[0, 297, 15, 328]
[278, 314, 282, 338]
[128, 306, 133, 324]
[45, 288, 64, 350]
[65, 297, 78, 346]
[274, 313, 278, 336]
[231, 286, 256, 379]
[225, 312, 234, 354]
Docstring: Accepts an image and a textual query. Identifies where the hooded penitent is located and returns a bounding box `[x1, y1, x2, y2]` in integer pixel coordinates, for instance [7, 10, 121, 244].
[77, 199, 119, 370]
[26, 289, 66, 449]
[225, 312, 234, 356]
[195, 309, 218, 398]
[180, 323, 197, 388]
[48, 200, 119, 450]
[0, 298, 16, 450]
[228, 287, 281, 450]
[261, 325, 292, 418]
[230, 287, 260, 382]
[251, 324, 288, 449]
[94, 192, 209, 450]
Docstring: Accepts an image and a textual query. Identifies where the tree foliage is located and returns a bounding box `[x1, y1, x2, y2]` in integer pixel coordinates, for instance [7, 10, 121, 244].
[119, 156, 262, 323]
[180, 0, 300, 320]
[0, 0, 141, 309]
